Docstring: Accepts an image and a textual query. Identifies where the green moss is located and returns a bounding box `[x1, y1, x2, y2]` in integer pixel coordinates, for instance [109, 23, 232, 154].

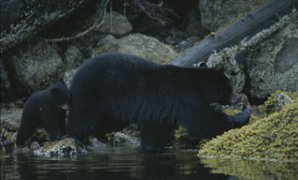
[198, 91, 298, 162]
[174, 126, 201, 149]
[223, 109, 241, 116]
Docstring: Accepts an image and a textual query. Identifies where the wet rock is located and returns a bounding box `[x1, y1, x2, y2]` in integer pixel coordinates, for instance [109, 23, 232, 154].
[99, 11, 133, 37]
[0, 108, 22, 151]
[107, 132, 140, 148]
[199, 0, 264, 31]
[64, 46, 83, 70]
[30, 141, 41, 151]
[1, 108, 22, 131]
[9, 39, 64, 92]
[106, 126, 140, 148]
[89, 137, 107, 149]
[247, 18, 298, 99]
[33, 138, 87, 157]
[94, 33, 178, 64]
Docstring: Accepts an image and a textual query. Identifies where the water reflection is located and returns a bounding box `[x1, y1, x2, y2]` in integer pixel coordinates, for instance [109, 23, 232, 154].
[201, 158, 298, 180]
[1, 148, 228, 180]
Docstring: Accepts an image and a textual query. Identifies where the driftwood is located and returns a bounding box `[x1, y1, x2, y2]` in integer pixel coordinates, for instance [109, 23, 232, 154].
[169, 0, 298, 67]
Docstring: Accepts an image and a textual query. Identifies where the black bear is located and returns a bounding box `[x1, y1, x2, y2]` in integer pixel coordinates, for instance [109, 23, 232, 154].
[16, 80, 70, 146]
[67, 52, 250, 150]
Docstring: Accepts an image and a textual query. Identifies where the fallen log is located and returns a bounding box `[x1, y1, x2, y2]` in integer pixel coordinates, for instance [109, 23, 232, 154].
[169, 0, 298, 67]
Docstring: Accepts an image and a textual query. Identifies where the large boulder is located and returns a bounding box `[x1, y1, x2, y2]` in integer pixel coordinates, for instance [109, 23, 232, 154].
[247, 17, 298, 99]
[9, 39, 64, 92]
[94, 34, 178, 64]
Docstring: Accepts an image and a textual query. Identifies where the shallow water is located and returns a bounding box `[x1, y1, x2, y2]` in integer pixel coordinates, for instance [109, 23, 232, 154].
[1, 148, 298, 180]
[1, 148, 228, 180]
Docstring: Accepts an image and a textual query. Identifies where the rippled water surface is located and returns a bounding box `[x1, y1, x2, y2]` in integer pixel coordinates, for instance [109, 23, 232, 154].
[1, 148, 298, 179]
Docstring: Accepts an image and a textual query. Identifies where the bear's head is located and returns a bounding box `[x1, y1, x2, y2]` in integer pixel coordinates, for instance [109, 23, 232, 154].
[47, 80, 70, 110]
[197, 69, 233, 106]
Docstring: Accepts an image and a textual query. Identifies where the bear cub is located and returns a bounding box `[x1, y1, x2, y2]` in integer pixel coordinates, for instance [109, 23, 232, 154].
[16, 80, 70, 146]
[67, 52, 250, 151]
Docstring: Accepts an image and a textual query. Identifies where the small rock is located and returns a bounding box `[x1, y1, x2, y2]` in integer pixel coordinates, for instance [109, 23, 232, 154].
[107, 132, 140, 148]
[33, 138, 87, 157]
[99, 11, 133, 37]
[30, 141, 40, 150]
[275, 93, 292, 111]
[89, 137, 107, 149]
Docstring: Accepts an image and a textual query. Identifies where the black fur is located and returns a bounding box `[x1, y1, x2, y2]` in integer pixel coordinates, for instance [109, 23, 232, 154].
[67, 52, 249, 150]
[16, 80, 70, 146]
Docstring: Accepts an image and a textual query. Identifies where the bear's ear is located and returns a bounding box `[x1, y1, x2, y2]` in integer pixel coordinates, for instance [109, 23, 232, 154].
[51, 87, 60, 96]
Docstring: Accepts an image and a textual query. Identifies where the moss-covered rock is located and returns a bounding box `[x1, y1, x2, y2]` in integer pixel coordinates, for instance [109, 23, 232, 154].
[198, 92, 298, 162]
[173, 126, 202, 149]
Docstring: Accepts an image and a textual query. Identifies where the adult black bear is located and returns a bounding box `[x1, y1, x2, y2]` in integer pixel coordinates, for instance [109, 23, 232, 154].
[16, 80, 70, 146]
[68, 52, 250, 150]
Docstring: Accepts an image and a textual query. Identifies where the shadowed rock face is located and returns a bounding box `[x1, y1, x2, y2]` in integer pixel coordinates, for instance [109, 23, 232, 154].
[0, 0, 27, 32]
[274, 38, 298, 73]
[0, 0, 108, 51]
